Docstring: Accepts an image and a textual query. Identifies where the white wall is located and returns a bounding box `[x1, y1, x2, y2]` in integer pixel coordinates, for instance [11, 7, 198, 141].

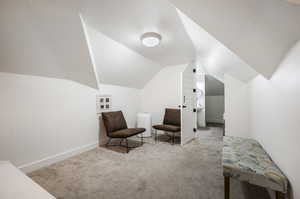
[205, 95, 224, 124]
[0, 72, 142, 173]
[196, 73, 206, 127]
[224, 74, 250, 137]
[98, 84, 141, 128]
[140, 64, 187, 125]
[247, 41, 300, 199]
[0, 72, 98, 171]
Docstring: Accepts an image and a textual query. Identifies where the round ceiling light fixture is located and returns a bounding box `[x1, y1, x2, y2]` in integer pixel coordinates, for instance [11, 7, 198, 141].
[141, 32, 162, 47]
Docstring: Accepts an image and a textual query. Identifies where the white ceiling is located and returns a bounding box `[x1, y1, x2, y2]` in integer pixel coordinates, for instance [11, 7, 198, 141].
[170, 0, 300, 79]
[177, 9, 258, 82]
[80, 0, 195, 66]
[83, 20, 162, 89]
[0, 0, 98, 88]
[1, 0, 299, 89]
[0, 0, 195, 89]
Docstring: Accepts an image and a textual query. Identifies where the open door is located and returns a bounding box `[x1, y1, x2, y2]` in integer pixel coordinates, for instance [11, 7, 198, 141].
[180, 63, 197, 145]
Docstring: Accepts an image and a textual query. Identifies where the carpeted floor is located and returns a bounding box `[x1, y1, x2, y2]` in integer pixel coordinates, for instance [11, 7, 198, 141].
[28, 127, 271, 199]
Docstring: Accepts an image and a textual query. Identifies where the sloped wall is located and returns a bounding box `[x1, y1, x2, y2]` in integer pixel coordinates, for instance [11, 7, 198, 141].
[224, 41, 300, 198]
[83, 21, 162, 89]
[248, 41, 300, 199]
[0, 0, 98, 88]
[171, 0, 300, 78]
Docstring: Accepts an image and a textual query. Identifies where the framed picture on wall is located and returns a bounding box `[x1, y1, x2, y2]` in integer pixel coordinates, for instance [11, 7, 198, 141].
[96, 94, 112, 114]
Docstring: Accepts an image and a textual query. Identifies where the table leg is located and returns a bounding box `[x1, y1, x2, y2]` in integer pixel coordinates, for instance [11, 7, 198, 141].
[276, 191, 285, 199]
[224, 176, 230, 199]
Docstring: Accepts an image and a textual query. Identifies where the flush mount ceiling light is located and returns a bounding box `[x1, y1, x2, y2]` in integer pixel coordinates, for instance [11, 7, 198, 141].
[141, 32, 162, 47]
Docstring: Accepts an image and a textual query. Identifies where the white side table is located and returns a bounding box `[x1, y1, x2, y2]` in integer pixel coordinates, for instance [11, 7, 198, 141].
[137, 112, 152, 137]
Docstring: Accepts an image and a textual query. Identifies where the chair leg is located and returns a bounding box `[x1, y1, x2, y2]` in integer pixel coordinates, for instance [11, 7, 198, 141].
[170, 132, 175, 145]
[276, 191, 285, 199]
[105, 138, 112, 147]
[126, 138, 129, 153]
[155, 129, 157, 143]
[141, 133, 143, 145]
[173, 133, 175, 145]
[224, 176, 230, 199]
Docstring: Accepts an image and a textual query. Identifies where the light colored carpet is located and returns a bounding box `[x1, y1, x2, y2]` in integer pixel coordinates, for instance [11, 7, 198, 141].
[28, 127, 270, 199]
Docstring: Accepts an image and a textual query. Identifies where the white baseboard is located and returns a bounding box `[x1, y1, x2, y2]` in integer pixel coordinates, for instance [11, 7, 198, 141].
[19, 142, 98, 174]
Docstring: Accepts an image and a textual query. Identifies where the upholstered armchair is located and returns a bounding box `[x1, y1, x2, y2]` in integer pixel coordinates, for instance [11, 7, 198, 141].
[101, 111, 145, 153]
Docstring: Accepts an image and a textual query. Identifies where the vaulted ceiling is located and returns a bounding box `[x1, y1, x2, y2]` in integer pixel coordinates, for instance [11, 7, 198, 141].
[82, 19, 162, 89]
[170, 0, 300, 79]
[81, 0, 195, 67]
[0, 0, 98, 88]
[0, 0, 299, 89]
[177, 9, 258, 82]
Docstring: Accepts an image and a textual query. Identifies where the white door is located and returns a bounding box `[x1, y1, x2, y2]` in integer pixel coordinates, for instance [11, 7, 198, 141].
[180, 63, 197, 145]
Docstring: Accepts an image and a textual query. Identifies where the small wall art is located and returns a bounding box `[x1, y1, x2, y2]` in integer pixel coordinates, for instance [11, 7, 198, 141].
[96, 95, 112, 114]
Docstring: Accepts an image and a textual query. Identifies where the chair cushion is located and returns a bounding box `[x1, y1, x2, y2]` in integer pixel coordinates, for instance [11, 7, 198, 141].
[109, 128, 146, 138]
[153, 124, 181, 132]
[102, 111, 128, 133]
[163, 108, 181, 126]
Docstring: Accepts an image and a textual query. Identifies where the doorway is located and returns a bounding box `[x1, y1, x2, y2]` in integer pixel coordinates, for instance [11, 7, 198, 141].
[204, 75, 224, 129]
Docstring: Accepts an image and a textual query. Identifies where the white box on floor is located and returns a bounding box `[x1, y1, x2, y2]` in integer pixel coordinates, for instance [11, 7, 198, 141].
[137, 113, 152, 137]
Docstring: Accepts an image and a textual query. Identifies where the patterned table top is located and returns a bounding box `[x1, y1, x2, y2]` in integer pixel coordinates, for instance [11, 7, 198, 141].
[222, 136, 288, 193]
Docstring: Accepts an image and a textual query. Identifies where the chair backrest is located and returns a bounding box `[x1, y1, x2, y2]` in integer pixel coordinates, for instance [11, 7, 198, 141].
[163, 108, 181, 126]
[102, 111, 128, 136]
